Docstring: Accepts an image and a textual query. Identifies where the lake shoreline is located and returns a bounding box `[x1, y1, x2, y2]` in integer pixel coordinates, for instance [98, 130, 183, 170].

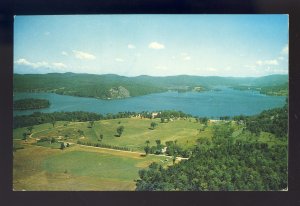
[13, 89, 286, 118]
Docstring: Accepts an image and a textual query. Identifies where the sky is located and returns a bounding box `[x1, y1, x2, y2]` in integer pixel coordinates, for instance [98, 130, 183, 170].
[14, 14, 288, 77]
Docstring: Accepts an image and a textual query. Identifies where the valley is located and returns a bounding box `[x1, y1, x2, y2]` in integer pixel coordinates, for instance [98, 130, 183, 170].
[12, 73, 288, 191]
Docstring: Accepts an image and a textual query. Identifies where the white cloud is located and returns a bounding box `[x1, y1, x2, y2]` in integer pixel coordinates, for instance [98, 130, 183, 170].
[256, 59, 278, 66]
[115, 58, 124, 62]
[15, 58, 68, 71]
[15, 58, 32, 66]
[72, 50, 96, 60]
[61, 51, 68, 56]
[281, 44, 288, 55]
[128, 44, 136, 49]
[148, 42, 165, 49]
[52, 62, 67, 69]
[15, 58, 49, 68]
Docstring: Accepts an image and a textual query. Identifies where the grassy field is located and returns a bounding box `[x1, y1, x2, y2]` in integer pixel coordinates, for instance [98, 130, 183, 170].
[15, 118, 214, 152]
[13, 117, 281, 191]
[13, 117, 281, 153]
[13, 143, 172, 191]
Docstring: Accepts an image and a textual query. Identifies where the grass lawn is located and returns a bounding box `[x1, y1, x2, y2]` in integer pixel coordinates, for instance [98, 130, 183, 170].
[13, 144, 172, 191]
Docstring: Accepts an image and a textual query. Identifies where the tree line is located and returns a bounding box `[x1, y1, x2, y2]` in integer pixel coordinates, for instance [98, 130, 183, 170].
[13, 98, 50, 110]
[14, 111, 103, 128]
[76, 140, 131, 151]
[13, 110, 193, 129]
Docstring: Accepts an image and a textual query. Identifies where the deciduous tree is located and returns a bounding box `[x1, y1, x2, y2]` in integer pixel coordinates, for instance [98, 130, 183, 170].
[116, 126, 124, 137]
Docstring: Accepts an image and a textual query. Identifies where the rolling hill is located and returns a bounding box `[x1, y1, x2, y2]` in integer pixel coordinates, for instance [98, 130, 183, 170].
[13, 73, 288, 99]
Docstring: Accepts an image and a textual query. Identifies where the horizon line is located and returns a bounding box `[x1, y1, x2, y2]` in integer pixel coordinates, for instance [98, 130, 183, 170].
[13, 72, 288, 79]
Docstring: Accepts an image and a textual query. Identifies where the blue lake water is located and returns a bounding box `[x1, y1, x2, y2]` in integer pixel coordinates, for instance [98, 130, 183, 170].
[13, 88, 286, 118]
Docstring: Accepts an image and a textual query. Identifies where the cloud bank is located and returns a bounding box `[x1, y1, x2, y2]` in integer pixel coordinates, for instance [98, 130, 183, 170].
[148, 42, 165, 49]
[15, 58, 67, 70]
[72, 50, 96, 60]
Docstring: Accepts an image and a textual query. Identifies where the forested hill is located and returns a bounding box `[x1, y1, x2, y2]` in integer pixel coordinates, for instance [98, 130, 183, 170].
[13, 73, 288, 99]
[136, 103, 288, 191]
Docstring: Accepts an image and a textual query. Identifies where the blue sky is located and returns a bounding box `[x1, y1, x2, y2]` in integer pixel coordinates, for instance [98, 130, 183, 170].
[14, 14, 288, 77]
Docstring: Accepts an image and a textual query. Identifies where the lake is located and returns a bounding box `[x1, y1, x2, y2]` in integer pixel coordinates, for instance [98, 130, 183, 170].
[13, 88, 286, 118]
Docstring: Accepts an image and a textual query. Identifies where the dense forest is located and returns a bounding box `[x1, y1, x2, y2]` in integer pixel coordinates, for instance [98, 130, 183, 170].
[136, 140, 287, 191]
[259, 82, 288, 96]
[13, 73, 166, 99]
[13, 73, 287, 99]
[136, 104, 288, 191]
[244, 102, 288, 138]
[231, 82, 288, 96]
[13, 98, 50, 110]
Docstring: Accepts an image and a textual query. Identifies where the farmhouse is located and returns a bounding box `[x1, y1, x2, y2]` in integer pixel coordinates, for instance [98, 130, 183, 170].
[151, 112, 159, 119]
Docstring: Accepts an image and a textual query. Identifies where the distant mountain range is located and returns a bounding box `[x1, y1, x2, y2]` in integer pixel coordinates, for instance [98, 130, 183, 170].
[13, 73, 288, 99]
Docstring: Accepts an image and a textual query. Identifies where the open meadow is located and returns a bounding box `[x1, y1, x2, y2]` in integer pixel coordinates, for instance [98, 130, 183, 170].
[13, 142, 172, 191]
[14, 118, 215, 151]
[13, 116, 285, 191]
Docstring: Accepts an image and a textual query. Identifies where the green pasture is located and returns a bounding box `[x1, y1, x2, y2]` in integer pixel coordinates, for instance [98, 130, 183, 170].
[16, 118, 215, 151]
[13, 117, 282, 152]
[13, 144, 172, 191]
[13, 117, 284, 191]
[42, 150, 169, 183]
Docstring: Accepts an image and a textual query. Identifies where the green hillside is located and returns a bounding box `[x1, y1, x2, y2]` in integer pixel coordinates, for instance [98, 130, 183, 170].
[231, 82, 288, 96]
[136, 104, 288, 191]
[13, 104, 287, 191]
[13, 73, 288, 99]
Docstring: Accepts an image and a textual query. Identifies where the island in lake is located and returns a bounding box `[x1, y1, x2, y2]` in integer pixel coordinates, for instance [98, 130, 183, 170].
[13, 98, 50, 110]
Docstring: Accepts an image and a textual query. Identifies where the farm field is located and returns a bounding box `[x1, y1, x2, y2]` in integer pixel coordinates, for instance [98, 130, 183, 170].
[12, 117, 205, 190]
[13, 143, 172, 191]
[13, 117, 281, 152]
[13, 116, 284, 191]
[14, 118, 216, 152]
